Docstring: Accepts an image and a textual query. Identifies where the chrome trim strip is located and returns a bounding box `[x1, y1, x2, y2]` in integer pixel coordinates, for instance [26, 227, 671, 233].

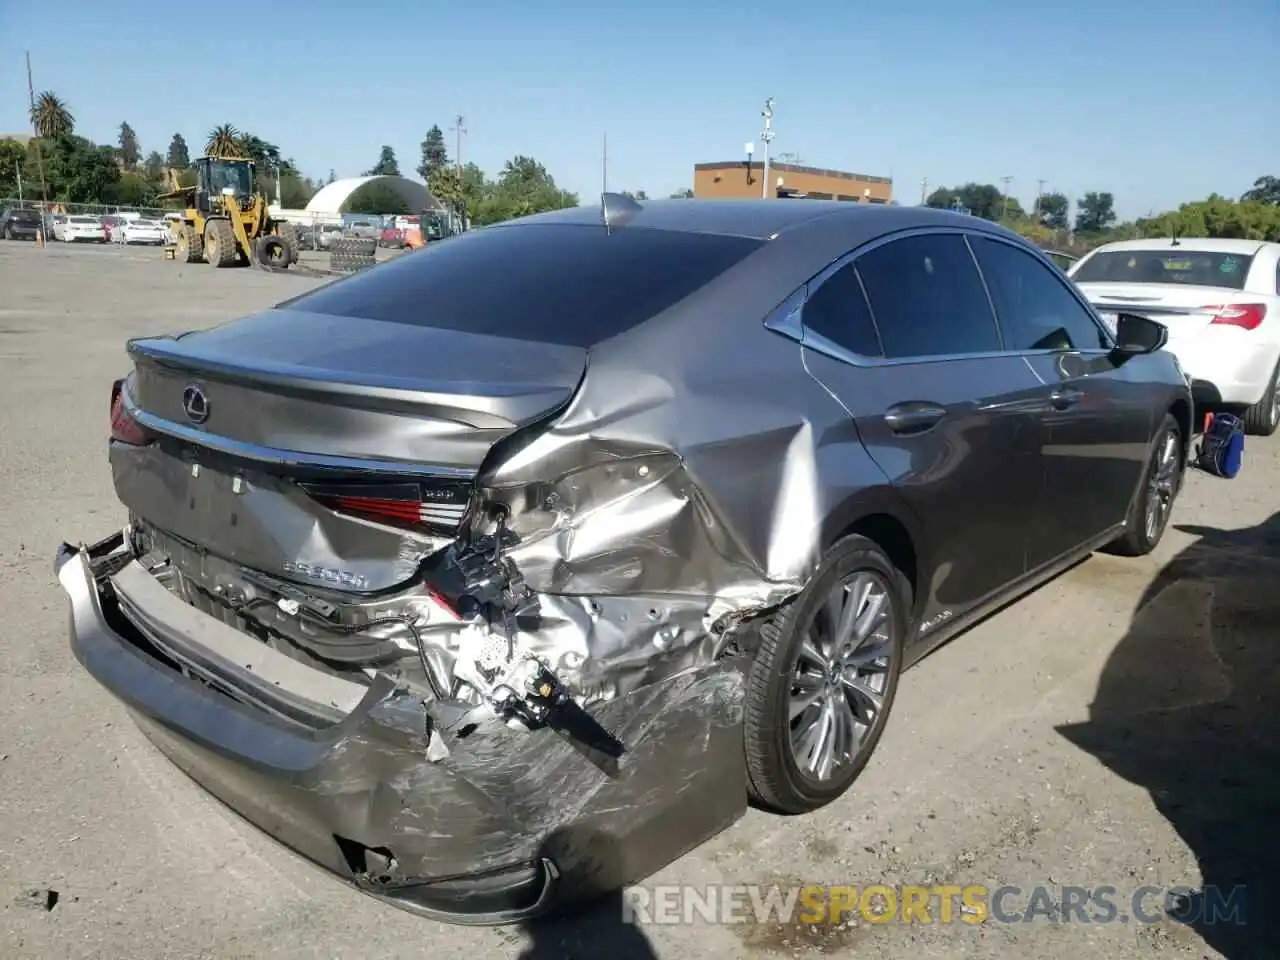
[766, 223, 1119, 369]
[125, 399, 478, 481]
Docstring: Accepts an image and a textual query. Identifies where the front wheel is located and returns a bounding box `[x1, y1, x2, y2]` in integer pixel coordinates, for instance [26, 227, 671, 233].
[1104, 413, 1183, 557]
[744, 534, 910, 814]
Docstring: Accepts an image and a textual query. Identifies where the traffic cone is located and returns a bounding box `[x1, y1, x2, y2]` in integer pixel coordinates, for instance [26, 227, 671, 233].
[35, 226, 44, 248]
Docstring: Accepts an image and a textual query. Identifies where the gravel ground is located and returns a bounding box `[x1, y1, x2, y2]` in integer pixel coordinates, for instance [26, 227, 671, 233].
[1, 240, 1275, 960]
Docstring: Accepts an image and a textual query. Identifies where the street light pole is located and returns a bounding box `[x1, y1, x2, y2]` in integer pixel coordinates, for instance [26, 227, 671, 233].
[999, 175, 1013, 220]
[760, 98, 775, 199]
[919, 177, 929, 205]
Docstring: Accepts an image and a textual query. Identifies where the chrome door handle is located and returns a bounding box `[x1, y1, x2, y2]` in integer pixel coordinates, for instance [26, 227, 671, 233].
[1049, 387, 1083, 410]
[884, 401, 948, 435]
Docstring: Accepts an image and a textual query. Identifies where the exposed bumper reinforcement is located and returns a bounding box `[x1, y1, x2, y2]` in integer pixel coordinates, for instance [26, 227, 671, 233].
[54, 535, 748, 925]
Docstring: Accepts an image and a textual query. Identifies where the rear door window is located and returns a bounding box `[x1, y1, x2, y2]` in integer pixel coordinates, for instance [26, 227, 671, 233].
[282, 223, 764, 348]
[801, 262, 883, 358]
[970, 236, 1110, 352]
[855, 233, 1002, 359]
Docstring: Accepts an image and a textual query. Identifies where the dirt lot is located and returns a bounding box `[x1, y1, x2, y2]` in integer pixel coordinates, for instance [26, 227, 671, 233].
[1, 240, 1276, 960]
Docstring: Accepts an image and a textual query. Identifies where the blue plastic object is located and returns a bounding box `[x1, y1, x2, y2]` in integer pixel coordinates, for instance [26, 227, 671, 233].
[1196, 412, 1245, 479]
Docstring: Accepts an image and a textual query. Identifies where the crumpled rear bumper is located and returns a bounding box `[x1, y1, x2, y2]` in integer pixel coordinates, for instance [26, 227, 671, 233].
[54, 532, 748, 925]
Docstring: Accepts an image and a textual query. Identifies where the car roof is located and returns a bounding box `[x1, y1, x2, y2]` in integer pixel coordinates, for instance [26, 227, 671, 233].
[1086, 237, 1274, 256]
[497, 198, 991, 242]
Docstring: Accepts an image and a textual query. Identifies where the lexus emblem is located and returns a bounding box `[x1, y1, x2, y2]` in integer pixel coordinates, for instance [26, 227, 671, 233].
[182, 384, 210, 424]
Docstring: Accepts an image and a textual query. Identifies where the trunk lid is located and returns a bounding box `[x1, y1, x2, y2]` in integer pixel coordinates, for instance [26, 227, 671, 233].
[127, 307, 586, 471]
[1073, 281, 1254, 344]
[115, 307, 586, 593]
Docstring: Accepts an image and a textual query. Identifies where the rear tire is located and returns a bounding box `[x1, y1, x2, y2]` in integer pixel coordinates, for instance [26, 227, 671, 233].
[204, 219, 238, 268]
[744, 534, 910, 814]
[1241, 362, 1280, 437]
[1104, 414, 1183, 557]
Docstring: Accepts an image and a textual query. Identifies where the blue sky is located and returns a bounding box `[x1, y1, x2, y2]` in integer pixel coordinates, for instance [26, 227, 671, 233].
[1, 0, 1275, 220]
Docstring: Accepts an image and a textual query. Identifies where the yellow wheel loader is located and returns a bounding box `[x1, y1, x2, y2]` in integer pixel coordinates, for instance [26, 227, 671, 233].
[160, 156, 299, 269]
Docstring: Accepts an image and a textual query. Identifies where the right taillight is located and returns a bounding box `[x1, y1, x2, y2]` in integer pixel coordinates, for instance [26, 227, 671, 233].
[1206, 303, 1267, 331]
[110, 378, 150, 445]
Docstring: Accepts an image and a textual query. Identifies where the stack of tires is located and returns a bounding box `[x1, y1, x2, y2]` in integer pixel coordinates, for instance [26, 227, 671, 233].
[330, 237, 377, 273]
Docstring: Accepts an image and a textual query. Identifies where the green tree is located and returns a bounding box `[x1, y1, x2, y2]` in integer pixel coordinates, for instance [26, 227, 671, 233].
[143, 150, 166, 181]
[426, 164, 465, 215]
[118, 122, 140, 169]
[278, 171, 314, 208]
[166, 133, 190, 169]
[0, 138, 26, 196]
[1241, 175, 1280, 206]
[621, 189, 649, 201]
[669, 188, 694, 199]
[1035, 191, 1070, 230]
[366, 146, 400, 177]
[471, 155, 577, 225]
[925, 183, 1015, 221]
[41, 134, 120, 203]
[327, 168, 336, 184]
[109, 171, 159, 207]
[1074, 191, 1116, 233]
[459, 162, 487, 211]
[417, 125, 448, 182]
[342, 180, 408, 215]
[206, 124, 241, 156]
[30, 92, 73, 138]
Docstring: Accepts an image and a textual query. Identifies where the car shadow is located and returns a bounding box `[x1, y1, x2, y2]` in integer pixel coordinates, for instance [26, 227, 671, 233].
[515, 826, 658, 960]
[1058, 515, 1280, 959]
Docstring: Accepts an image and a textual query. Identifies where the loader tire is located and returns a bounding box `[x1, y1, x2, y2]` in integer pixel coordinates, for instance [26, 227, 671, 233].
[331, 237, 376, 259]
[254, 234, 291, 269]
[276, 222, 300, 265]
[204, 218, 238, 268]
[177, 225, 204, 263]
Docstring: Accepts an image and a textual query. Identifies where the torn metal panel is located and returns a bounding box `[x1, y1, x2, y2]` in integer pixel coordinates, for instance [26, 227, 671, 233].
[59, 535, 746, 922]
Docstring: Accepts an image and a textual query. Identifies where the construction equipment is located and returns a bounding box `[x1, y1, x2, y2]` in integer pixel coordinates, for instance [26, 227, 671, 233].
[158, 156, 299, 269]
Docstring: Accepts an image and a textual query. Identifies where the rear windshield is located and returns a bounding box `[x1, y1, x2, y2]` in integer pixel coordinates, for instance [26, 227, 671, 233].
[282, 223, 765, 347]
[8, 210, 39, 222]
[1073, 250, 1254, 290]
[70, 216, 97, 224]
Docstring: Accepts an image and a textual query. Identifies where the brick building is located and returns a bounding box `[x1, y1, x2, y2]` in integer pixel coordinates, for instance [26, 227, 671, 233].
[693, 161, 893, 203]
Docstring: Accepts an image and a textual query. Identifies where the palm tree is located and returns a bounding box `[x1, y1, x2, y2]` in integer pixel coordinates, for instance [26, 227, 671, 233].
[205, 124, 242, 157]
[30, 92, 73, 139]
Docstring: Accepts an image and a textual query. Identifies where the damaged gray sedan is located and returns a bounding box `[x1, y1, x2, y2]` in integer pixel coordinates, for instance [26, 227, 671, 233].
[56, 196, 1192, 923]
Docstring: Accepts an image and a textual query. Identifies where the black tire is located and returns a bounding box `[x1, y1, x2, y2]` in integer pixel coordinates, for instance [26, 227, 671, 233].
[276, 222, 300, 265]
[204, 219, 237, 268]
[254, 234, 291, 269]
[744, 534, 910, 814]
[177, 225, 204, 263]
[331, 236, 376, 258]
[1104, 413, 1183, 557]
[1240, 362, 1280, 437]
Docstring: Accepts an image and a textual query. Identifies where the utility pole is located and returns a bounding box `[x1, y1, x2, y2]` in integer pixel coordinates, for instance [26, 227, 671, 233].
[450, 115, 466, 173]
[919, 177, 929, 205]
[999, 175, 1013, 220]
[760, 98, 775, 199]
[25, 51, 48, 205]
[1033, 178, 1047, 221]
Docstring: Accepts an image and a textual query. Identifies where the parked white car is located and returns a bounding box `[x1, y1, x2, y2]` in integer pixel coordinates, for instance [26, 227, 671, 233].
[1070, 238, 1280, 435]
[59, 215, 107, 243]
[115, 218, 167, 245]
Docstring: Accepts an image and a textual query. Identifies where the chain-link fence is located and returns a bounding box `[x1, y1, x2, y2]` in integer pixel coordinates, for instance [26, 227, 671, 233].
[0, 197, 173, 219]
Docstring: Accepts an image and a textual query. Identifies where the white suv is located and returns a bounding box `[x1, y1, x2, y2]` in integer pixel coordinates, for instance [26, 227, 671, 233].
[1070, 238, 1280, 435]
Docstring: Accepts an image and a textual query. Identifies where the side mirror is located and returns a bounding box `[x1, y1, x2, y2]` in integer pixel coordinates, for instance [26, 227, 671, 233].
[1111, 312, 1167, 355]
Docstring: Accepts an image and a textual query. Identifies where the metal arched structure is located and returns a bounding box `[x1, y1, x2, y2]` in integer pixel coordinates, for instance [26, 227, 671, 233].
[304, 176, 433, 214]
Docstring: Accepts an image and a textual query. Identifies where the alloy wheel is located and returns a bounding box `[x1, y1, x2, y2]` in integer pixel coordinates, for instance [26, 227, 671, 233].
[788, 570, 897, 782]
[1144, 429, 1180, 542]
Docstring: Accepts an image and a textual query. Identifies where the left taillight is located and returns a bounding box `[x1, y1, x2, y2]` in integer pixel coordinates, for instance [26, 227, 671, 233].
[110, 378, 149, 445]
[1206, 303, 1267, 331]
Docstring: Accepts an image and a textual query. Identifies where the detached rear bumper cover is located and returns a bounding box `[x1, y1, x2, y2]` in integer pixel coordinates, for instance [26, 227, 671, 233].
[55, 534, 746, 925]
